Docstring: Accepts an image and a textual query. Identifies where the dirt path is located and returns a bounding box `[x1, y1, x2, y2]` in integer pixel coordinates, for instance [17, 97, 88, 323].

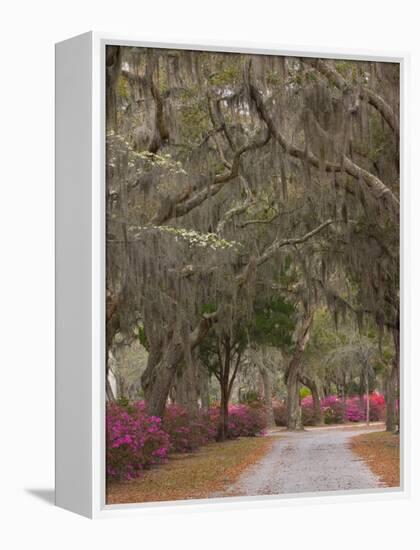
[215, 424, 385, 497]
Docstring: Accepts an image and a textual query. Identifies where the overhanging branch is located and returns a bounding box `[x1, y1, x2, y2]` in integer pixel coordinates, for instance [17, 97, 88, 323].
[247, 80, 399, 223]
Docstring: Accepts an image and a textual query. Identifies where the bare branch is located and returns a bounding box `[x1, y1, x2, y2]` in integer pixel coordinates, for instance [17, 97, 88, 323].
[236, 219, 334, 287]
[151, 129, 271, 225]
[248, 81, 399, 222]
[256, 219, 334, 267]
[303, 58, 399, 139]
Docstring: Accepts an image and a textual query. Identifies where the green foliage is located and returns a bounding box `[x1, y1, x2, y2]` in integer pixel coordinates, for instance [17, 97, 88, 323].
[201, 302, 218, 315]
[117, 76, 129, 99]
[335, 61, 357, 81]
[137, 325, 149, 351]
[370, 113, 389, 162]
[251, 296, 296, 350]
[208, 64, 240, 87]
[179, 92, 210, 143]
[266, 71, 283, 87]
[116, 395, 131, 409]
[300, 387, 311, 399]
[239, 389, 261, 404]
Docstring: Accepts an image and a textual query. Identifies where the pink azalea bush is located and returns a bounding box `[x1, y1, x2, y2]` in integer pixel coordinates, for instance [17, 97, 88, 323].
[106, 401, 266, 481]
[301, 396, 319, 426]
[272, 392, 386, 427]
[345, 393, 386, 422]
[106, 401, 170, 481]
[272, 400, 287, 426]
[162, 404, 217, 453]
[209, 403, 267, 438]
[322, 395, 346, 424]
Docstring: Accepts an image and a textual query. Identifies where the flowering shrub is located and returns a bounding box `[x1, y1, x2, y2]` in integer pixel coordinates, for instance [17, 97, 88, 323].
[344, 397, 363, 422]
[301, 396, 318, 426]
[106, 402, 170, 481]
[272, 393, 386, 427]
[106, 401, 266, 481]
[364, 392, 386, 421]
[272, 400, 287, 426]
[344, 393, 386, 422]
[322, 395, 346, 424]
[207, 403, 267, 438]
[224, 403, 267, 437]
[162, 404, 217, 452]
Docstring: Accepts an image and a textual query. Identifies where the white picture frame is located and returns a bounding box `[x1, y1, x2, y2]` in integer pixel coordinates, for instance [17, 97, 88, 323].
[55, 31, 409, 519]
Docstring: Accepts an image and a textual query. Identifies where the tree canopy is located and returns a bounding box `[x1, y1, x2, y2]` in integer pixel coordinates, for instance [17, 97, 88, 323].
[106, 46, 399, 433]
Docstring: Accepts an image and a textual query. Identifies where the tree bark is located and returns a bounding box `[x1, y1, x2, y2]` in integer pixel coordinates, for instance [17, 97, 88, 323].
[106, 46, 122, 132]
[142, 313, 216, 417]
[217, 335, 231, 441]
[106, 376, 116, 402]
[286, 312, 314, 430]
[197, 361, 210, 412]
[105, 292, 120, 403]
[143, 339, 184, 417]
[215, 335, 243, 441]
[386, 328, 400, 432]
[218, 384, 230, 441]
[173, 358, 199, 415]
[304, 58, 399, 140]
[258, 364, 276, 428]
[300, 374, 324, 425]
[140, 340, 162, 399]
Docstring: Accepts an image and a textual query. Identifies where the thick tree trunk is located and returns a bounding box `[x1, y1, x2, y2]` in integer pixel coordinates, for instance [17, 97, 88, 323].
[286, 367, 302, 430]
[300, 375, 324, 425]
[105, 349, 117, 402]
[218, 385, 230, 441]
[141, 341, 163, 399]
[106, 376, 116, 402]
[198, 361, 210, 412]
[141, 313, 216, 417]
[286, 312, 314, 431]
[312, 384, 323, 425]
[105, 292, 121, 403]
[385, 366, 397, 431]
[106, 46, 122, 132]
[144, 355, 181, 417]
[173, 358, 199, 415]
[259, 365, 275, 427]
[142, 338, 184, 417]
[386, 328, 400, 432]
[217, 336, 231, 441]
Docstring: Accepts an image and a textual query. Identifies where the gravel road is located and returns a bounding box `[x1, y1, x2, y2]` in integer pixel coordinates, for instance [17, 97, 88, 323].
[216, 425, 384, 497]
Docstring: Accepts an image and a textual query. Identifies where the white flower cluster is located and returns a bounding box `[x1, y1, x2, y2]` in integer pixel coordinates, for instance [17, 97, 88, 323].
[136, 151, 187, 175]
[106, 131, 187, 176]
[145, 226, 241, 251]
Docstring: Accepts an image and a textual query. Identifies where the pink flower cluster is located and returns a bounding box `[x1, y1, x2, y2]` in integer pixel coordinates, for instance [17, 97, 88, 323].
[343, 393, 386, 422]
[162, 404, 217, 453]
[273, 392, 386, 426]
[106, 402, 170, 481]
[209, 403, 267, 438]
[106, 401, 267, 481]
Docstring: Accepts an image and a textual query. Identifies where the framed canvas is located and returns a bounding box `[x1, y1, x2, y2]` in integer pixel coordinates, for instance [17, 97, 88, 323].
[55, 32, 408, 518]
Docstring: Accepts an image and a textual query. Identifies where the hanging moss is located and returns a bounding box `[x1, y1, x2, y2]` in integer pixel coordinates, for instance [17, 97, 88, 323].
[105, 45, 399, 404]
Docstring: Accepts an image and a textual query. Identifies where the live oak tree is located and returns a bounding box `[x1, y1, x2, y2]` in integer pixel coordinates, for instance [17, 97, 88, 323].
[106, 46, 399, 428]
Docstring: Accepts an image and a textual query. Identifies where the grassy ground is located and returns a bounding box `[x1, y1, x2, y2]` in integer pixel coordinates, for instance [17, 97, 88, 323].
[107, 436, 274, 504]
[351, 430, 400, 487]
